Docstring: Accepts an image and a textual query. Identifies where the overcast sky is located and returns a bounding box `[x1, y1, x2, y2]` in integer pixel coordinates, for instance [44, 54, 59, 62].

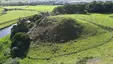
[71, 0, 112, 2]
[28, 0, 112, 2]
[2, 0, 113, 3]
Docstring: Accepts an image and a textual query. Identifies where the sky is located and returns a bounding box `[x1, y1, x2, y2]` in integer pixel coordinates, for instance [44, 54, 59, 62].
[69, 0, 112, 2]
[28, 0, 112, 2]
[1, 0, 113, 3]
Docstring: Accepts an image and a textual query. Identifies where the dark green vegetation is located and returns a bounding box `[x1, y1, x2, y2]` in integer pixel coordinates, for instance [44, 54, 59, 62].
[10, 19, 29, 38]
[11, 33, 30, 58]
[53, 1, 113, 14]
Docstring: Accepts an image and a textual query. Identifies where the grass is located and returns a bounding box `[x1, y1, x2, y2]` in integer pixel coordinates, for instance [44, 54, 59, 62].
[0, 5, 57, 29]
[24, 5, 58, 12]
[0, 10, 38, 23]
[0, 10, 38, 29]
[0, 35, 11, 63]
[55, 14, 113, 28]
[0, 8, 3, 13]
[1, 13, 113, 64]
[1, 6, 113, 64]
[3, 5, 58, 12]
[19, 15, 113, 64]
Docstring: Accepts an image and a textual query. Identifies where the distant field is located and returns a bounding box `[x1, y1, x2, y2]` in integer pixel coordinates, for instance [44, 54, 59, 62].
[0, 8, 3, 13]
[3, 5, 58, 12]
[0, 10, 38, 29]
[0, 10, 38, 23]
[0, 5, 57, 29]
[24, 5, 58, 12]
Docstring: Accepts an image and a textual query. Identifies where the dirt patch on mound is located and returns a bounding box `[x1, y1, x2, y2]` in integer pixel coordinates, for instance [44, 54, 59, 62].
[29, 17, 83, 43]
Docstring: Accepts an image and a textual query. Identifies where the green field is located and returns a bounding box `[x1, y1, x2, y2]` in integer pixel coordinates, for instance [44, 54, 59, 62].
[0, 5, 57, 29]
[3, 5, 58, 12]
[1, 5, 113, 64]
[0, 10, 38, 29]
[0, 8, 3, 13]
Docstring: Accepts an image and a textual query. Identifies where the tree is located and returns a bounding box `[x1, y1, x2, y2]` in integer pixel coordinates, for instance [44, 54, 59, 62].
[10, 33, 30, 58]
[10, 19, 29, 38]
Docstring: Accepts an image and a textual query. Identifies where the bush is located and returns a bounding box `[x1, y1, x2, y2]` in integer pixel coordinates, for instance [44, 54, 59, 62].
[10, 33, 30, 58]
[10, 19, 29, 38]
[52, 6, 65, 15]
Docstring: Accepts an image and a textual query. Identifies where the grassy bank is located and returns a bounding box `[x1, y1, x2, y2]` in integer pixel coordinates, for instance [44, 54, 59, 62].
[0, 35, 11, 63]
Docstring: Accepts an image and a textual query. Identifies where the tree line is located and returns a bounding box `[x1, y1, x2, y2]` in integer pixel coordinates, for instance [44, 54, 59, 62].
[53, 1, 113, 14]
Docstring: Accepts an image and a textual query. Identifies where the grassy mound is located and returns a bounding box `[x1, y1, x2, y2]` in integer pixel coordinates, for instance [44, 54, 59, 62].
[29, 17, 83, 43]
[19, 15, 110, 64]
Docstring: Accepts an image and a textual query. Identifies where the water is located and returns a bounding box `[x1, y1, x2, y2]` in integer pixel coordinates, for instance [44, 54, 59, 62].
[0, 25, 13, 38]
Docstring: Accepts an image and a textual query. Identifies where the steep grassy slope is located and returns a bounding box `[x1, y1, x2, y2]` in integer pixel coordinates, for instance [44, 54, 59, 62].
[0, 35, 11, 63]
[18, 15, 112, 64]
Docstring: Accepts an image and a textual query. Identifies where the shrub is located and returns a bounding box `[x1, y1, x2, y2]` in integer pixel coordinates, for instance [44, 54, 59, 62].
[52, 6, 65, 15]
[10, 33, 30, 58]
[10, 19, 29, 38]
